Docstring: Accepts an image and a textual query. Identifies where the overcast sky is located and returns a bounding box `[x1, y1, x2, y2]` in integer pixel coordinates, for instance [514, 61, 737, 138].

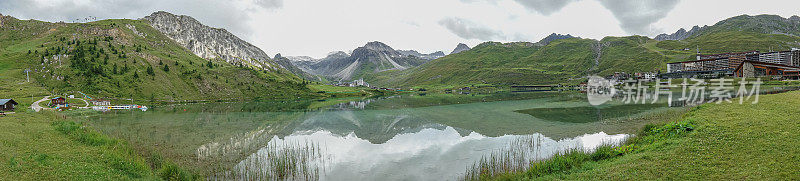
[2, 0, 799, 58]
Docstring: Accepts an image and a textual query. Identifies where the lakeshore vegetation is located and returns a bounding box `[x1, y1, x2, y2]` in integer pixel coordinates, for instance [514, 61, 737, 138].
[476, 90, 800, 180]
[0, 110, 198, 180]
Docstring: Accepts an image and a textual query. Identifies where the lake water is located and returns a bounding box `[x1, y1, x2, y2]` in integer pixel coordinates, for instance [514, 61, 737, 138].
[85, 90, 748, 180]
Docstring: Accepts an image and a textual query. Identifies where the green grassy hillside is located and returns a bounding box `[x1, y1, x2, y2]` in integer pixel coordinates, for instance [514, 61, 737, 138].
[657, 31, 800, 57]
[655, 14, 800, 60]
[369, 15, 800, 89]
[368, 37, 667, 88]
[0, 16, 315, 101]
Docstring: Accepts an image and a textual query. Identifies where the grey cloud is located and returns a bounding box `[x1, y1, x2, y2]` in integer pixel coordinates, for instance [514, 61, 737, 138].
[402, 20, 421, 27]
[0, 0, 150, 22]
[597, 0, 680, 35]
[438, 17, 506, 41]
[254, 0, 284, 9]
[459, 0, 501, 5]
[513, 0, 580, 16]
[0, 0, 262, 38]
[508, 33, 532, 42]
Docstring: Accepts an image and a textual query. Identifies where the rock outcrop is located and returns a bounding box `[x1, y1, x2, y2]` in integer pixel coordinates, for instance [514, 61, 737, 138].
[450, 43, 470, 54]
[536, 33, 577, 46]
[397, 50, 445, 60]
[142, 11, 278, 70]
[286, 56, 318, 63]
[274, 53, 317, 80]
[654, 26, 706, 41]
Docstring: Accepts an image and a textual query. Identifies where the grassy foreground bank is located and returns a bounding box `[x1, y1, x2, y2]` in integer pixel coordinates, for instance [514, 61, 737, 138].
[486, 91, 800, 180]
[0, 111, 197, 180]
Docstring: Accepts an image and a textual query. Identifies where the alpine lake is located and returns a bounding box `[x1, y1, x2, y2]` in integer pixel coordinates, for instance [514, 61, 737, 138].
[81, 85, 799, 180]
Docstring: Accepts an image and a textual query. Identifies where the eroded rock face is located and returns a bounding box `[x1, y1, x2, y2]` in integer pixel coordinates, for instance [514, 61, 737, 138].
[0, 13, 6, 27]
[450, 43, 470, 54]
[654, 26, 706, 41]
[536, 33, 577, 46]
[142, 11, 276, 69]
[307, 41, 430, 81]
[397, 50, 445, 60]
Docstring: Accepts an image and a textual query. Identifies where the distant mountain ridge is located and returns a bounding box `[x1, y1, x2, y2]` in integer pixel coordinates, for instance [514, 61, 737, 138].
[142, 11, 280, 70]
[397, 50, 445, 60]
[537, 33, 578, 45]
[286, 56, 318, 62]
[655, 14, 800, 41]
[302, 41, 432, 81]
[273, 53, 317, 80]
[367, 14, 800, 88]
[654, 26, 707, 41]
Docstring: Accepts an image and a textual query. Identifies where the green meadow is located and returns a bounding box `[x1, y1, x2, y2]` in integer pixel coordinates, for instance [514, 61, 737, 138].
[479, 90, 800, 180]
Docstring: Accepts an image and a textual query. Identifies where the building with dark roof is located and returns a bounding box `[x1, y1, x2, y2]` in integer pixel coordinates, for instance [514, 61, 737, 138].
[735, 60, 800, 79]
[0, 99, 18, 112]
[663, 49, 800, 79]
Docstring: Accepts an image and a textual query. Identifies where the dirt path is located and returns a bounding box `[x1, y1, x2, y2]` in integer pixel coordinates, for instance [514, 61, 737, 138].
[31, 96, 51, 112]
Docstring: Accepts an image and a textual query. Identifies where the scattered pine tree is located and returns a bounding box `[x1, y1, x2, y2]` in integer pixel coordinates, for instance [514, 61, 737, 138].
[146, 66, 155, 76]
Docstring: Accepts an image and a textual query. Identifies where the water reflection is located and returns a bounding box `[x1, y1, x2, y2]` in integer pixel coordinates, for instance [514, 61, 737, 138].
[223, 127, 625, 181]
[515, 103, 665, 123]
[215, 140, 326, 181]
[94, 89, 795, 180]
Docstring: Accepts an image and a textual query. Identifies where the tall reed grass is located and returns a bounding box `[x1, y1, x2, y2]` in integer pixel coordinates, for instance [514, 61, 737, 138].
[460, 135, 627, 181]
[211, 140, 328, 181]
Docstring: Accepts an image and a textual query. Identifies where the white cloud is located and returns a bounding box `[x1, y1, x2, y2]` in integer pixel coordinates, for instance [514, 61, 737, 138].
[438, 17, 506, 41]
[513, 0, 581, 15]
[254, 0, 283, 9]
[1, 0, 799, 58]
[0, 0, 281, 40]
[597, 0, 680, 36]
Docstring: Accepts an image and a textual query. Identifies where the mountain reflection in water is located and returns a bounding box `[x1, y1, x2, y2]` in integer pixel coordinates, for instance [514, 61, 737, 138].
[218, 127, 626, 181]
[88, 91, 695, 180]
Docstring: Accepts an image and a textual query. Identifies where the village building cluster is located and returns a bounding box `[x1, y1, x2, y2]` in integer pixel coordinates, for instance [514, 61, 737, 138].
[662, 49, 800, 79]
[332, 78, 370, 87]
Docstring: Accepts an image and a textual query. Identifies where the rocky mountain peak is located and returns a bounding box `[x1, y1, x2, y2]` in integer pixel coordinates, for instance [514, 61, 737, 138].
[353, 41, 402, 58]
[674, 28, 687, 35]
[397, 50, 446, 60]
[362, 41, 396, 52]
[287, 56, 317, 62]
[325, 51, 350, 59]
[791, 15, 800, 22]
[304, 42, 431, 81]
[537, 33, 577, 46]
[654, 25, 706, 41]
[274, 53, 282, 59]
[142, 11, 277, 70]
[450, 43, 470, 54]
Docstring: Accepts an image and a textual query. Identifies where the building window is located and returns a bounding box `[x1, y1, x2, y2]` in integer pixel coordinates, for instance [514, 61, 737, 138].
[755, 68, 767, 77]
